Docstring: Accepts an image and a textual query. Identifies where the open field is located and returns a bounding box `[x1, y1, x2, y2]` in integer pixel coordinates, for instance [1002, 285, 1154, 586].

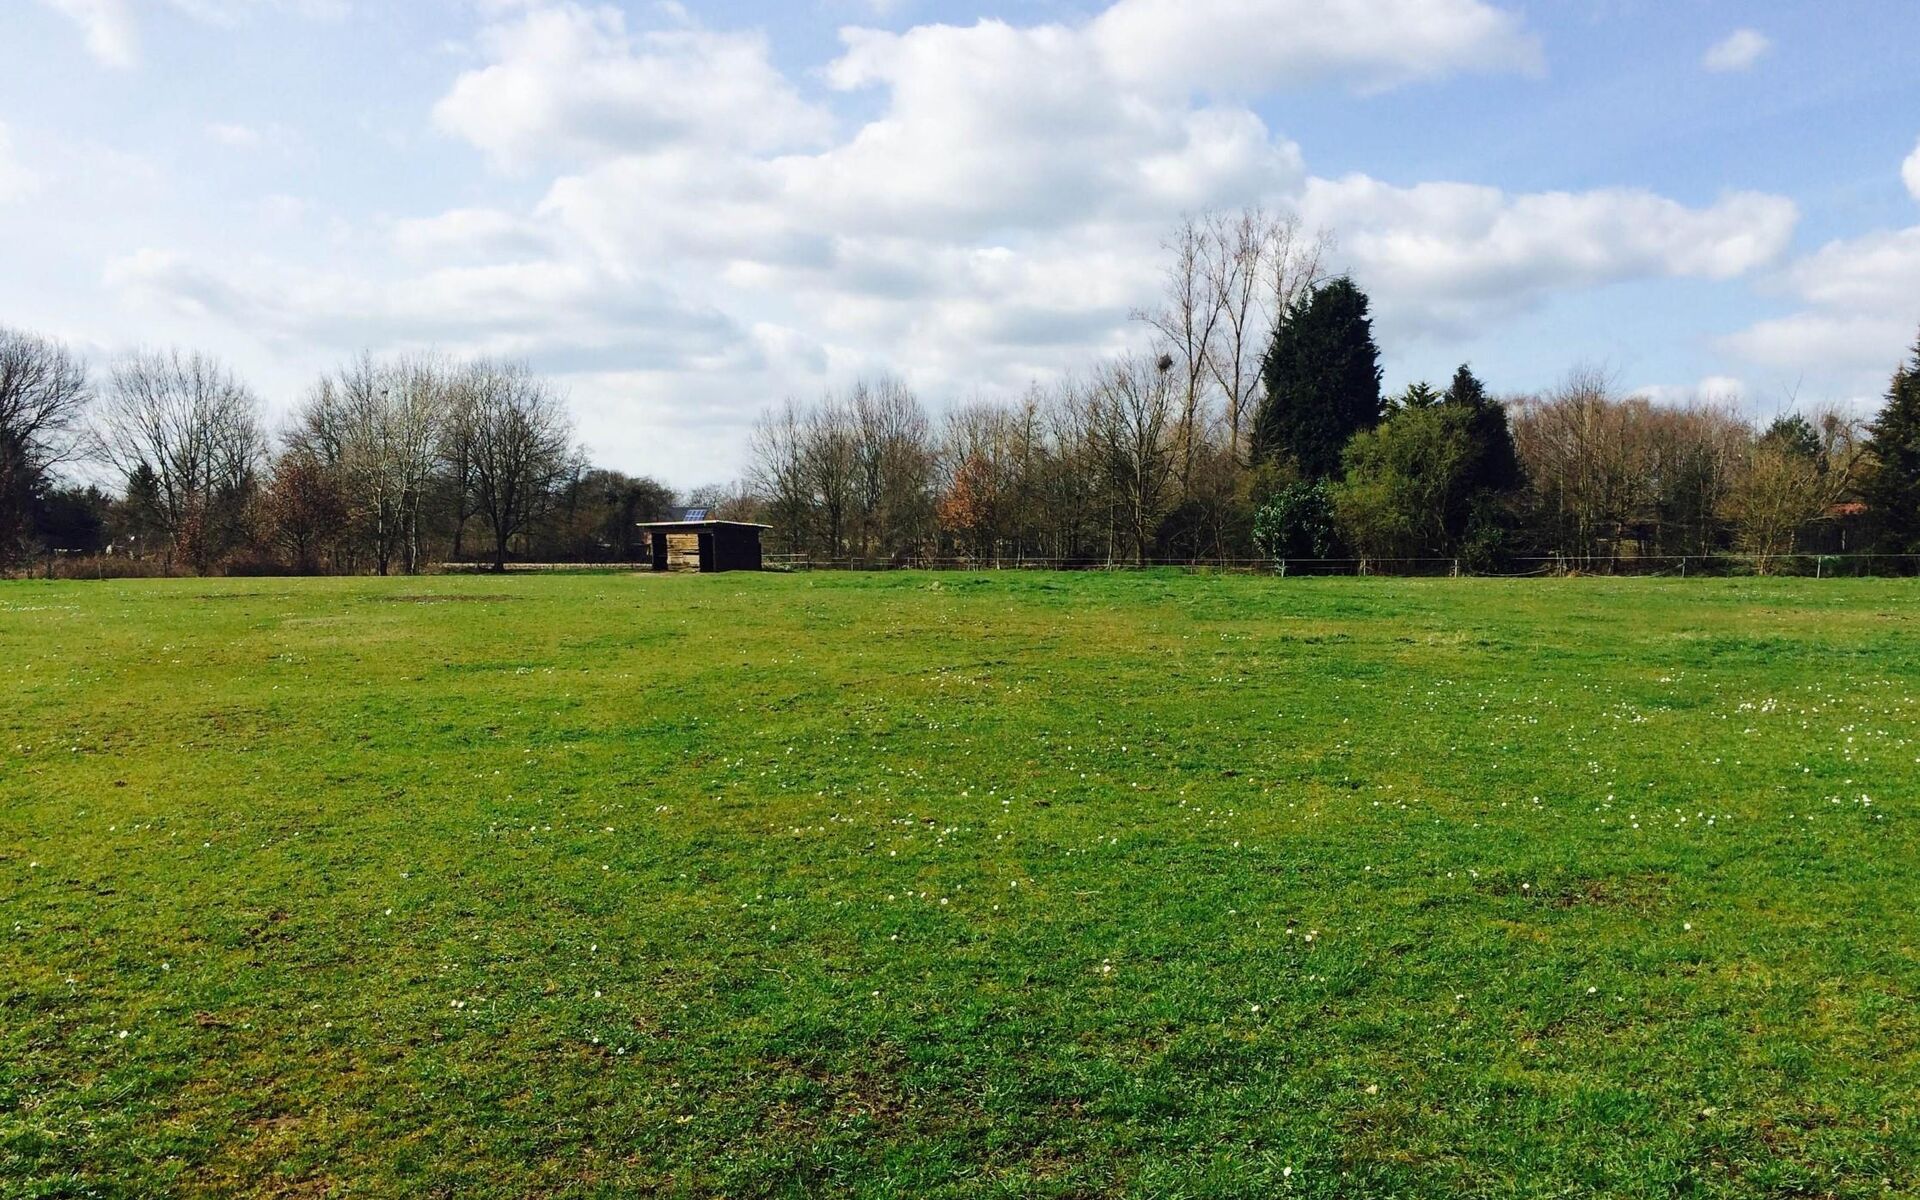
[4, 572, 1919, 1198]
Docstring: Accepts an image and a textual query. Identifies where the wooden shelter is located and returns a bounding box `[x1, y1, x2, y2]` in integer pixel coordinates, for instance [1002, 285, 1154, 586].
[637, 512, 769, 573]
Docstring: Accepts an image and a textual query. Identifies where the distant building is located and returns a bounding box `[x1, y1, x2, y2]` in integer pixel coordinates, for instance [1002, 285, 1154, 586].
[636, 513, 770, 572]
[1800, 501, 1870, 554]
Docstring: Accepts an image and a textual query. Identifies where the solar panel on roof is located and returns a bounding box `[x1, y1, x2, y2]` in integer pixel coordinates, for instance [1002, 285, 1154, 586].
[683, 507, 708, 521]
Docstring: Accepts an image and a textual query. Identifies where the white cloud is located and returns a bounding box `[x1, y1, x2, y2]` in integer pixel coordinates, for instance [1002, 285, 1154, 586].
[1721, 141, 1920, 384]
[1904, 137, 1920, 203]
[1090, 0, 1542, 94]
[206, 122, 263, 149]
[390, 208, 552, 262]
[1703, 28, 1770, 74]
[106, 247, 744, 371]
[1722, 228, 1920, 373]
[1697, 374, 1748, 402]
[1302, 176, 1797, 335]
[1722, 312, 1916, 379]
[1776, 226, 1920, 313]
[1632, 376, 1748, 407]
[433, 4, 833, 171]
[164, 0, 350, 25]
[37, 0, 137, 68]
[101, 0, 1820, 484]
[807, 20, 1305, 239]
[0, 123, 39, 204]
[36, 0, 345, 67]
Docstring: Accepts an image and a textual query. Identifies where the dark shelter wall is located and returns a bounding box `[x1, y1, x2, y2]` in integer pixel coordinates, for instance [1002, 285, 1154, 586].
[641, 523, 765, 572]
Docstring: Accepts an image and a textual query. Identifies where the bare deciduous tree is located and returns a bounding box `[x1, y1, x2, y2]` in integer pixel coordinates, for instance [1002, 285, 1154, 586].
[1514, 367, 1788, 562]
[462, 362, 575, 572]
[385, 355, 452, 574]
[802, 397, 860, 559]
[1510, 365, 1640, 562]
[289, 353, 450, 575]
[849, 377, 936, 560]
[98, 348, 264, 571]
[1038, 380, 1108, 561]
[1721, 410, 1866, 572]
[1088, 354, 1179, 565]
[265, 447, 348, 573]
[937, 401, 1019, 560]
[749, 399, 813, 557]
[1136, 216, 1224, 498]
[0, 327, 92, 558]
[1205, 211, 1333, 463]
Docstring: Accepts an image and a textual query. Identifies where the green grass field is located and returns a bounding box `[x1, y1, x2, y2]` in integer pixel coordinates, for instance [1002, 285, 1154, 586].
[4, 572, 1918, 1198]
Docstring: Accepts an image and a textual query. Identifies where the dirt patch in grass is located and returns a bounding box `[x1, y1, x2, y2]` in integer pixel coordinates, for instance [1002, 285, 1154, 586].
[1543, 873, 1674, 911]
[757, 1051, 915, 1135]
[1472, 872, 1675, 912]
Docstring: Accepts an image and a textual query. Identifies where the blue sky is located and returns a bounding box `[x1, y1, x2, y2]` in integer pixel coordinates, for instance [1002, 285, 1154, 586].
[3, 0, 1917, 485]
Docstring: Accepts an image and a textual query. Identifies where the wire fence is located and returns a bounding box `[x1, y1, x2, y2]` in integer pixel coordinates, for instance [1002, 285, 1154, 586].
[434, 561, 655, 575]
[761, 553, 1920, 578]
[30, 553, 1913, 581]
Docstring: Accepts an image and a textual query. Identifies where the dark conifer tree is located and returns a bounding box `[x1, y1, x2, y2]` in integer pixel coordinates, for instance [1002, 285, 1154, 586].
[1443, 363, 1523, 494]
[1253, 278, 1383, 479]
[1762, 413, 1822, 461]
[1862, 336, 1920, 552]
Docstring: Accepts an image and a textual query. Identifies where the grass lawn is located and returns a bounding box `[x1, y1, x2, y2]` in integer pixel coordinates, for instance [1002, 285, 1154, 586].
[3, 571, 1919, 1198]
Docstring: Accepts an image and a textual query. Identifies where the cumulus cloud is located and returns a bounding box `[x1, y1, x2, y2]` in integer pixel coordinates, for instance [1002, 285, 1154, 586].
[112, 0, 1820, 481]
[1721, 143, 1920, 384]
[1905, 137, 1920, 203]
[806, 20, 1306, 239]
[165, 0, 350, 25]
[1721, 229, 1920, 374]
[1302, 176, 1797, 335]
[37, 0, 137, 68]
[1703, 28, 1770, 74]
[38, 0, 344, 66]
[1631, 376, 1749, 408]
[107, 247, 746, 370]
[1722, 312, 1916, 380]
[409, 0, 1563, 405]
[432, 4, 833, 171]
[1775, 226, 1920, 313]
[1090, 0, 1542, 94]
[390, 208, 553, 263]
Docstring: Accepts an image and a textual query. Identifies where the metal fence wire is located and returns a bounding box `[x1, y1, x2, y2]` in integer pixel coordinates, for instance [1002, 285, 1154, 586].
[758, 553, 1920, 578]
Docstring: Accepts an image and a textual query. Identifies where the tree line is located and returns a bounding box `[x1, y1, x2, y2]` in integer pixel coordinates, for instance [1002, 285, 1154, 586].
[0, 340, 697, 574]
[748, 211, 1920, 572]
[5, 206, 1920, 575]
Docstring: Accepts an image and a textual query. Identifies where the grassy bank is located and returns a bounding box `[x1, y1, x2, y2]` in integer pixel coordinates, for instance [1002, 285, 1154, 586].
[3, 572, 1917, 1197]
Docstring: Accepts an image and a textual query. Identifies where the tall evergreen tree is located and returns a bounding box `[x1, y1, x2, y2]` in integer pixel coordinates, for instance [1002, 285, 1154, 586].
[1862, 336, 1920, 553]
[1392, 381, 1440, 412]
[1762, 413, 1822, 462]
[1442, 364, 1523, 494]
[1253, 278, 1383, 479]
